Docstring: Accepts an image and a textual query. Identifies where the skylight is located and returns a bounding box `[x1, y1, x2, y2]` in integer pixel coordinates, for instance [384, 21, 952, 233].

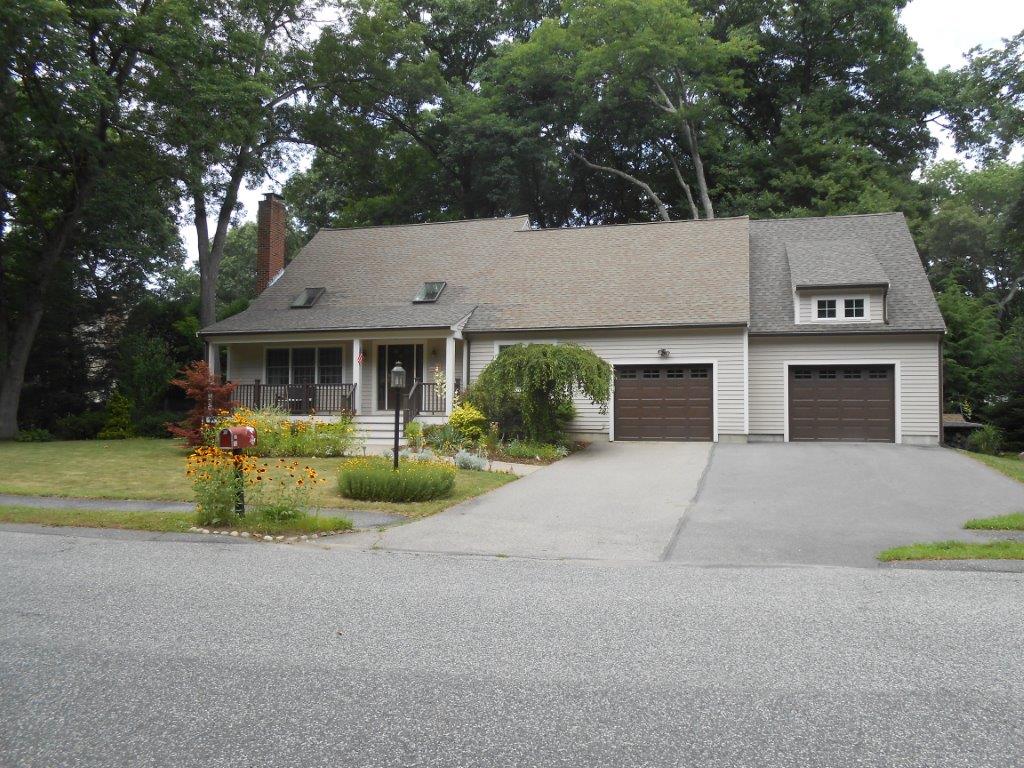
[290, 287, 325, 308]
[413, 281, 446, 303]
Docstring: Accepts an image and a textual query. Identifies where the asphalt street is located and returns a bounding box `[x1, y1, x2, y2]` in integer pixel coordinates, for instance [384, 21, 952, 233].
[2, 527, 1022, 768]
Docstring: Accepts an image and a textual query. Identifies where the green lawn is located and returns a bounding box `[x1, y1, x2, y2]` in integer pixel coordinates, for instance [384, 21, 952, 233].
[965, 512, 1024, 531]
[959, 450, 1024, 485]
[0, 438, 515, 519]
[879, 540, 1024, 562]
[0, 504, 351, 536]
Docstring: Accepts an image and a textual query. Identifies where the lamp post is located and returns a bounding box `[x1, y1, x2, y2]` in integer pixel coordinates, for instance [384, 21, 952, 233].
[390, 361, 406, 470]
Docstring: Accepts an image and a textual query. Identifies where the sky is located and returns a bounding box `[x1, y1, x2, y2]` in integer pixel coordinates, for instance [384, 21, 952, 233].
[180, 0, 1024, 260]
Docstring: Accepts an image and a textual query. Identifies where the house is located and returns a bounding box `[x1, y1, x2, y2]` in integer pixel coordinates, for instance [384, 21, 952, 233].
[199, 193, 945, 445]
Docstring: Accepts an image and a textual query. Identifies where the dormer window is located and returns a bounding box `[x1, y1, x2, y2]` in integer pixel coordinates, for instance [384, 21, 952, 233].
[814, 295, 870, 322]
[413, 281, 446, 303]
[290, 287, 324, 308]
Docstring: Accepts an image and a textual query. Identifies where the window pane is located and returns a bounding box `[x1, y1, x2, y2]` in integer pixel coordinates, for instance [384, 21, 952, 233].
[844, 298, 865, 318]
[292, 348, 315, 384]
[843, 369, 862, 379]
[618, 369, 637, 379]
[318, 348, 344, 384]
[642, 368, 660, 379]
[794, 369, 812, 380]
[689, 368, 709, 378]
[817, 299, 836, 319]
[819, 368, 837, 379]
[666, 369, 685, 378]
[868, 368, 888, 379]
[266, 349, 289, 385]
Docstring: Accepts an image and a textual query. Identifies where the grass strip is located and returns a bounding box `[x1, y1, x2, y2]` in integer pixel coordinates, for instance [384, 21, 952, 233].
[964, 512, 1024, 531]
[878, 539, 1024, 562]
[958, 450, 1024, 485]
[0, 505, 351, 536]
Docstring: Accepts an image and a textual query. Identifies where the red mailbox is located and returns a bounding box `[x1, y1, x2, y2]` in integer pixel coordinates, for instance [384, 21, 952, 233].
[218, 426, 257, 450]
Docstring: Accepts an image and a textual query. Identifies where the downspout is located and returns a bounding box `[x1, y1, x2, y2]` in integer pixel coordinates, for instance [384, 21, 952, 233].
[938, 334, 945, 446]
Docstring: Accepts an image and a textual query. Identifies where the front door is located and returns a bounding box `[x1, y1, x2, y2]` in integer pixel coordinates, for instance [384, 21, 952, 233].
[377, 344, 423, 410]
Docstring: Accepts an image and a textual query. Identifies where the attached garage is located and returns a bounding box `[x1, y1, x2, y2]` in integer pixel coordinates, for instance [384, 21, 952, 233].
[613, 365, 714, 441]
[788, 365, 895, 442]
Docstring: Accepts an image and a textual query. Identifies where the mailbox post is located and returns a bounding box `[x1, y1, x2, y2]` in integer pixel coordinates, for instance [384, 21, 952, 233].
[218, 426, 257, 517]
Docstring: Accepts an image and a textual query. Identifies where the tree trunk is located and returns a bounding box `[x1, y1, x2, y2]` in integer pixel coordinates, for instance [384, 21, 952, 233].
[663, 148, 700, 219]
[681, 121, 714, 219]
[195, 149, 250, 329]
[0, 172, 95, 438]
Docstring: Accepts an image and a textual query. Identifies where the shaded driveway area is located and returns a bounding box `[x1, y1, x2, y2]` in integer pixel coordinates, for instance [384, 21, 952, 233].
[668, 444, 1024, 568]
[352, 441, 712, 561]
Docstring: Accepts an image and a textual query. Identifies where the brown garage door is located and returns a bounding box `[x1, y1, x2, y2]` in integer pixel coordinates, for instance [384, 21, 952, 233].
[788, 366, 895, 442]
[614, 365, 713, 441]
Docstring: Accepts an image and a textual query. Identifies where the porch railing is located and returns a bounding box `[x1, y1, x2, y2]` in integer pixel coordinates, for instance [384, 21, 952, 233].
[231, 382, 357, 415]
[402, 380, 449, 426]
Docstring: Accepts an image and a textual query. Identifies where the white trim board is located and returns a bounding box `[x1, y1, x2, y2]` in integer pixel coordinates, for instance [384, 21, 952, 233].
[782, 359, 902, 444]
[607, 357, 719, 443]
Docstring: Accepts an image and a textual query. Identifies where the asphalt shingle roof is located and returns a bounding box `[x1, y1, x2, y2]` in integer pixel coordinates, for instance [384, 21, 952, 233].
[749, 213, 945, 335]
[786, 238, 889, 289]
[201, 215, 751, 335]
[200, 211, 943, 338]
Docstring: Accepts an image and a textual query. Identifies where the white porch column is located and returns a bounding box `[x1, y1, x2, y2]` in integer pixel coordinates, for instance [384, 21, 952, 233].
[461, 339, 469, 389]
[351, 339, 362, 414]
[206, 342, 219, 377]
[444, 335, 456, 415]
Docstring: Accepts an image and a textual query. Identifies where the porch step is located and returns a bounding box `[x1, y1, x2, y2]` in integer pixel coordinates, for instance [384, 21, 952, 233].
[353, 413, 447, 449]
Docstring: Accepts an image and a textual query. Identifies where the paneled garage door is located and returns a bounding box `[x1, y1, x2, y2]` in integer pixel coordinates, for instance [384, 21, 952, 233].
[788, 365, 895, 442]
[614, 365, 713, 441]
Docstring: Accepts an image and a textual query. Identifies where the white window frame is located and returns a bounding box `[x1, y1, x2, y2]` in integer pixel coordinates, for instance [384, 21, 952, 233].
[812, 294, 871, 323]
[263, 346, 345, 385]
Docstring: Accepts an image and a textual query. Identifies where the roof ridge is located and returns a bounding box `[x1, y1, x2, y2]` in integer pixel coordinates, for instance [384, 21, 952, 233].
[751, 211, 905, 224]
[515, 215, 750, 232]
[318, 215, 530, 233]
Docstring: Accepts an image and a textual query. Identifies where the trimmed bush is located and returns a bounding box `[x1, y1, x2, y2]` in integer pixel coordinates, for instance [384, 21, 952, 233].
[97, 391, 135, 440]
[53, 410, 107, 440]
[454, 450, 487, 471]
[448, 402, 487, 442]
[338, 457, 456, 502]
[967, 423, 1004, 455]
[14, 428, 54, 442]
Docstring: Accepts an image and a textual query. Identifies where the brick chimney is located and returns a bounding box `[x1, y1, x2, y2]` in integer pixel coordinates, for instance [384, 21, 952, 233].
[256, 192, 286, 293]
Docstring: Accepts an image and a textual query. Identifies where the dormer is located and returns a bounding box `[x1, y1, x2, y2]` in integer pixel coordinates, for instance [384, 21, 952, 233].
[786, 239, 889, 326]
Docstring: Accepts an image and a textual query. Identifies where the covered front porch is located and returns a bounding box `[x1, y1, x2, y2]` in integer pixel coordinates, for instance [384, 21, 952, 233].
[208, 330, 467, 419]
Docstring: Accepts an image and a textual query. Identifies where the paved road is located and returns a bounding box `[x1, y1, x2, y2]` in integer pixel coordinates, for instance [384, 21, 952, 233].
[2, 527, 1023, 767]
[669, 443, 1024, 567]
[350, 440, 711, 561]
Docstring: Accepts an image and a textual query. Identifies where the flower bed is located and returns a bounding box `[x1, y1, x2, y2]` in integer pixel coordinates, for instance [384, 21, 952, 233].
[211, 407, 363, 457]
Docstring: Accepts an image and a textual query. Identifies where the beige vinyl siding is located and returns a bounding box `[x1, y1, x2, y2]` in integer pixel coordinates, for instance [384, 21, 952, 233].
[796, 288, 885, 324]
[748, 334, 941, 442]
[468, 328, 747, 437]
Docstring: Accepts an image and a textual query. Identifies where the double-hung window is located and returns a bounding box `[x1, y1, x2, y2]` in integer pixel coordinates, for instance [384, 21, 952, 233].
[265, 348, 344, 385]
[815, 296, 869, 321]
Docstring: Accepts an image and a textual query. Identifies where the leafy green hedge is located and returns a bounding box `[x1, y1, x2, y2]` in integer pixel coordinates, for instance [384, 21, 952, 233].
[338, 457, 456, 502]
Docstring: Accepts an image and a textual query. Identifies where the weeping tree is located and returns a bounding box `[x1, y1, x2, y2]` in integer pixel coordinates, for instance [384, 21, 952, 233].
[468, 344, 611, 443]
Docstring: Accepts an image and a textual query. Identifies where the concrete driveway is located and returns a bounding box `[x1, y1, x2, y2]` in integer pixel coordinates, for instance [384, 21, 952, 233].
[669, 443, 1024, 568]
[355, 441, 711, 561]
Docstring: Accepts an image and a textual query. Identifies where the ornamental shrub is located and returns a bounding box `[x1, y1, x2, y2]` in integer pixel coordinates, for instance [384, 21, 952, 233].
[53, 410, 107, 440]
[454, 449, 487, 471]
[966, 423, 1004, 455]
[448, 402, 487, 442]
[338, 457, 456, 502]
[97, 391, 135, 440]
[501, 440, 569, 462]
[167, 361, 237, 445]
[468, 344, 610, 443]
[14, 428, 54, 442]
[423, 423, 467, 454]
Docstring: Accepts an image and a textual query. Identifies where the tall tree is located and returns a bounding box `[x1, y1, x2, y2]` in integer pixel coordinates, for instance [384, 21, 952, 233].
[149, 0, 316, 328]
[0, 0, 186, 438]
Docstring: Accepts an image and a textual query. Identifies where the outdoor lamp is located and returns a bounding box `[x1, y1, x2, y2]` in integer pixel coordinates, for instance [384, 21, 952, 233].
[390, 361, 407, 390]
